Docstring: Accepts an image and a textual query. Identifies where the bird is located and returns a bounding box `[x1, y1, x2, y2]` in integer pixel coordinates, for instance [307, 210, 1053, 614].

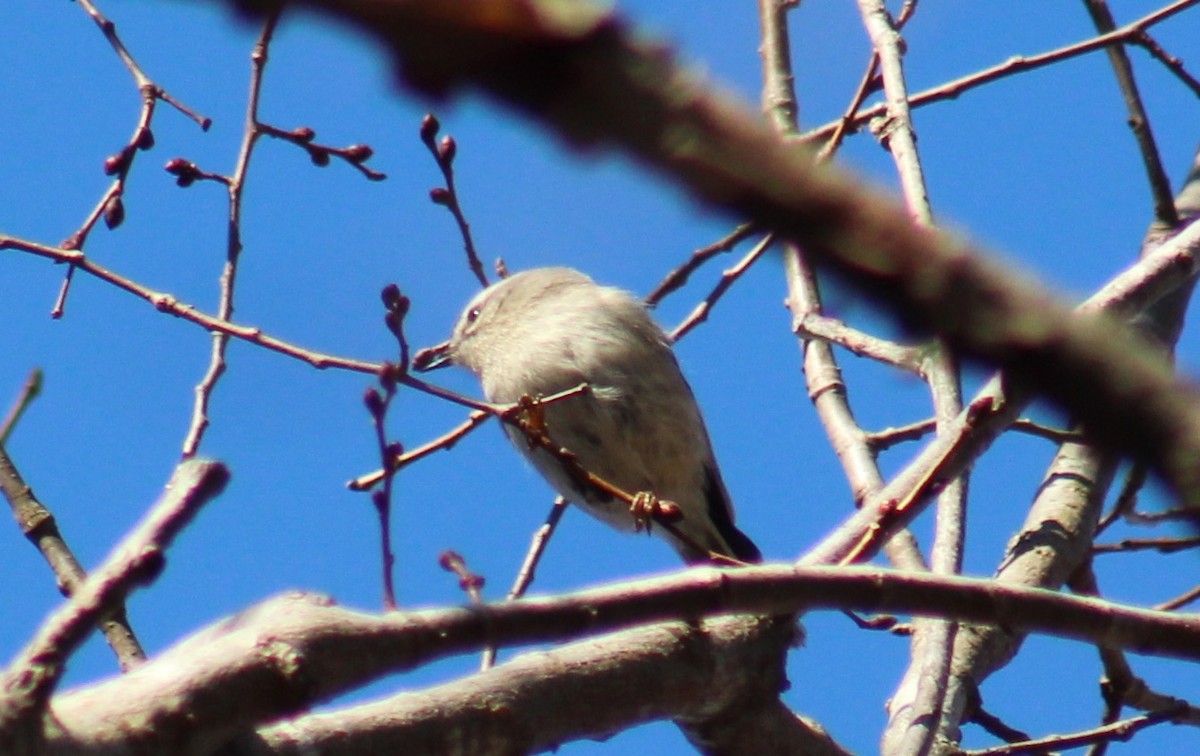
[414, 266, 760, 564]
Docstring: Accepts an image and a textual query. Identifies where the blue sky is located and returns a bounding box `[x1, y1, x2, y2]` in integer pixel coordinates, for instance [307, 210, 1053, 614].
[4, 0, 1200, 752]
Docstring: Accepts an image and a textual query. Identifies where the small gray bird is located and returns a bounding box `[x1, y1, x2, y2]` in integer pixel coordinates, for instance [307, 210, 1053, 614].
[415, 267, 759, 564]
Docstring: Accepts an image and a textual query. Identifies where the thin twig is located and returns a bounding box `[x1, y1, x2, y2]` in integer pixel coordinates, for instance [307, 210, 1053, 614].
[364, 378, 401, 610]
[507, 497, 570, 603]
[816, 53, 882, 162]
[181, 12, 282, 458]
[1092, 535, 1200, 554]
[1, 235, 381, 374]
[644, 222, 759, 307]
[481, 496, 571, 670]
[819, 0, 928, 160]
[1122, 506, 1200, 526]
[867, 418, 938, 451]
[0, 369, 43, 446]
[174, 11, 384, 456]
[801, 0, 1200, 144]
[361, 285, 416, 610]
[53, 0, 211, 317]
[1009, 419, 1085, 444]
[869, 417, 1080, 451]
[1082, 0, 1178, 227]
[968, 705, 1033, 746]
[1130, 31, 1200, 97]
[259, 123, 386, 181]
[60, 89, 156, 254]
[420, 114, 487, 288]
[74, 0, 210, 128]
[669, 233, 775, 342]
[1156, 584, 1200, 612]
[348, 410, 492, 491]
[959, 709, 1184, 755]
[1097, 463, 1149, 534]
[794, 312, 924, 374]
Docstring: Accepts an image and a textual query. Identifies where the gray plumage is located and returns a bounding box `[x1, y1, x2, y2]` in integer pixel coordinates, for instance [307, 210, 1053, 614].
[416, 267, 759, 564]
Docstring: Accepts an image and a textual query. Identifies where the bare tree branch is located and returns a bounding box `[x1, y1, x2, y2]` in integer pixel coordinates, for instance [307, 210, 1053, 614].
[31, 566, 1200, 752]
[0, 459, 229, 754]
[0, 444, 146, 672]
[801, 0, 1200, 145]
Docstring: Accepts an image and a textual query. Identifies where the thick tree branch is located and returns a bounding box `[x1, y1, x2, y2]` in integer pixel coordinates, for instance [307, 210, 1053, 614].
[32, 566, 1200, 752]
[246, 616, 839, 756]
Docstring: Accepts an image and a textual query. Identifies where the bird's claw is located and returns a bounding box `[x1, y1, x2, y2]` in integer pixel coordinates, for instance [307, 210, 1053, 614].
[630, 491, 658, 534]
[629, 492, 683, 533]
[512, 394, 548, 449]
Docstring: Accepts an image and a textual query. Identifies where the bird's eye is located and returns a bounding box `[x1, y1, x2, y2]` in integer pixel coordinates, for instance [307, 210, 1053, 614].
[465, 307, 481, 325]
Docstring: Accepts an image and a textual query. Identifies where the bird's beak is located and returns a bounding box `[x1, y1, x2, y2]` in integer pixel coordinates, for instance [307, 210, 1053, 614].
[412, 340, 453, 372]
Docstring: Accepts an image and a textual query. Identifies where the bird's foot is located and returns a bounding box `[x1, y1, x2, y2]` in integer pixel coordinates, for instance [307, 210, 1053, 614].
[629, 492, 683, 534]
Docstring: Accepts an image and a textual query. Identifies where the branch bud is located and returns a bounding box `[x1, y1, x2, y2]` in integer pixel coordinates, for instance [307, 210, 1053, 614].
[419, 113, 440, 148]
[437, 135, 457, 164]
